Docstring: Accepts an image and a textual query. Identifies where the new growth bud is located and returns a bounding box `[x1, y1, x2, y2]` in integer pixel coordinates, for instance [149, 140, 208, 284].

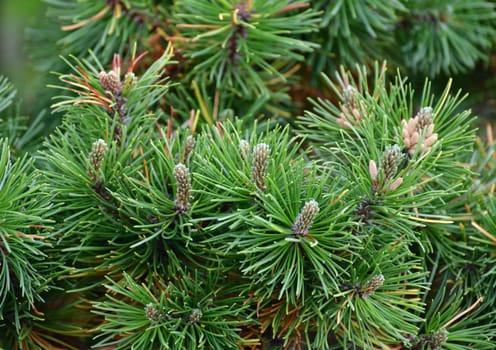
[292, 200, 319, 237]
[337, 85, 364, 128]
[431, 328, 448, 349]
[389, 177, 404, 191]
[417, 106, 433, 129]
[122, 72, 137, 94]
[369, 160, 378, 182]
[144, 303, 160, 322]
[88, 139, 107, 182]
[239, 139, 251, 162]
[370, 144, 404, 193]
[183, 135, 195, 162]
[361, 274, 385, 298]
[189, 308, 202, 324]
[251, 143, 270, 191]
[402, 107, 438, 155]
[381, 144, 404, 181]
[174, 163, 191, 213]
[342, 85, 359, 109]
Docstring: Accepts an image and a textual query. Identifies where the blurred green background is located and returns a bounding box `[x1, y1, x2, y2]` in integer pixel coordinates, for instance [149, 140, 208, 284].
[0, 0, 43, 110]
[0, 0, 494, 122]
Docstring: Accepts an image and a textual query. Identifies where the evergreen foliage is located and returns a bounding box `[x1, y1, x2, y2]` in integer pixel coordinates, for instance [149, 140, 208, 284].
[1, 0, 496, 349]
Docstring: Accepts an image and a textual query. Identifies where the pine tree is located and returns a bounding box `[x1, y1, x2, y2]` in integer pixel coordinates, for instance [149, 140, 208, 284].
[1, 0, 496, 349]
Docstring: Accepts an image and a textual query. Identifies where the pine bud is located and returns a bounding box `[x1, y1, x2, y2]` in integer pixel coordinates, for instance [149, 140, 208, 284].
[144, 303, 160, 322]
[389, 177, 403, 191]
[183, 135, 195, 162]
[122, 72, 137, 95]
[402, 106, 438, 155]
[174, 163, 191, 213]
[381, 144, 404, 180]
[337, 105, 363, 129]
[361, 274, 384, 297]
[292, 200, 319, 237]
[251, 143, 270, 191]
[417, 106, 433, 130]
[189, 308, 202, 324]
[369, 160, 378, 182]
[99, 70, 123, 96]
[88, 139, 107, 182]
[337, 86, 364, 129]
[239, 139, 251, 162]
[342, 85, 358, 109]
[431, 328, 448, 349]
